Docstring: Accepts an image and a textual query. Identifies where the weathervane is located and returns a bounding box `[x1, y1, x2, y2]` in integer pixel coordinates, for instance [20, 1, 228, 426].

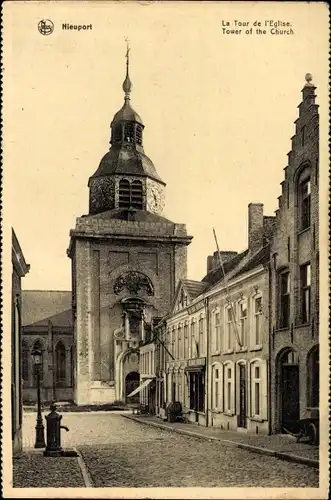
[123, 37, 132, 99]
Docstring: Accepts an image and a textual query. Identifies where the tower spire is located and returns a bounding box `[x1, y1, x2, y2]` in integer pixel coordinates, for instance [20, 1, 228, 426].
[122, 38, 132, 100]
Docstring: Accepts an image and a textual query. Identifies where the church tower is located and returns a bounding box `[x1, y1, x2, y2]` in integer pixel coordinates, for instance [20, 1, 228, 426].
[68, 46, 192, 405]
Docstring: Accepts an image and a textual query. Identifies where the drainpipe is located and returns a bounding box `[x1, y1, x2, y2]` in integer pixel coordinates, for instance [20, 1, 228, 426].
[204, 297, 210, 427]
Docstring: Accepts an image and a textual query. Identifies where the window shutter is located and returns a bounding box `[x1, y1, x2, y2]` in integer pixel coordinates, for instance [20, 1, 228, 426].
[247, 361, 251, 418]
[208, 364, 213, 410]
[231, 362, 236, 414]
[219, 363, 224, 412]
[261, 360, 268, 420]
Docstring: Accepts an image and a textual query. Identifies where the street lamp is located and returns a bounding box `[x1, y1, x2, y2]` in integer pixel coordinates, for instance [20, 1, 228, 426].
[31, 347, 46, 448]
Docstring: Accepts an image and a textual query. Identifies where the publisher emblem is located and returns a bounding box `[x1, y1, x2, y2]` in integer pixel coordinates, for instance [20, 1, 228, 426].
[38, 19, 54, 36]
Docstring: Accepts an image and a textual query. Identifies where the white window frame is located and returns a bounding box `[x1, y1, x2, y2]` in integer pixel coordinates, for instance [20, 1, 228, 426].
[198, 316, 204, 357]
[190, 320, 196, 358]
[224, 305, 234, 353]
[212, 362, 223, 411]
[223, 361, 235, 414]
[249, 358, 268, 421]
[251, 293, 263, 350]
[183, 322, 189, 359]
[212, 308, 221, 354]
[172, 327, 176, 359]
[237, 297, 248, 350]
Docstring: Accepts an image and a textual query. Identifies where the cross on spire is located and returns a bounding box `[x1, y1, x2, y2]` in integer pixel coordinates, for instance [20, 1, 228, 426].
[123, 38, 132, 99]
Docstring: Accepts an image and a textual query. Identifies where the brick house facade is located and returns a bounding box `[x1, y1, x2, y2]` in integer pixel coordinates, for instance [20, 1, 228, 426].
[161, 205, 275, 432]
[269, 75, 319, 433]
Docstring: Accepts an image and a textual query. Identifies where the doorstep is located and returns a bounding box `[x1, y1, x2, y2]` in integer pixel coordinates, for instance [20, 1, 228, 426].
[123, 414, 319, 469]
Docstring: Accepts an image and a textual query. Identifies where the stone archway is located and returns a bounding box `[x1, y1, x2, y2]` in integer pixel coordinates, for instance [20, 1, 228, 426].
[125, 371, 140, 403]
[115, 348, 140, 401]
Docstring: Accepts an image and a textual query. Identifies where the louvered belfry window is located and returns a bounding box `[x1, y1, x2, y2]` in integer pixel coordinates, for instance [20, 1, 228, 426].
[119, 179, 131, 208]
[130, 180, 143, 209]
[119, 179, 143, 209]
[124, 123, 135, 143]
[136, 125, 143, 145]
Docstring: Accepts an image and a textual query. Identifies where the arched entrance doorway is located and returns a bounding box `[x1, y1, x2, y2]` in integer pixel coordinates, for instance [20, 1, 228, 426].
[125, 371, 140, 403]
[279, 349, 300, 433]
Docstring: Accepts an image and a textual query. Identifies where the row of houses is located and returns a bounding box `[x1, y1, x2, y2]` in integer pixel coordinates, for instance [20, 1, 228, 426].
[14, 74, 319, 444]
[138, 75, 319, 435]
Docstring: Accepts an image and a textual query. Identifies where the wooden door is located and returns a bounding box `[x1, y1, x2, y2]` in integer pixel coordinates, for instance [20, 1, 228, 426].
[281, 365, 300, 432]
[238, 364, 247, 428]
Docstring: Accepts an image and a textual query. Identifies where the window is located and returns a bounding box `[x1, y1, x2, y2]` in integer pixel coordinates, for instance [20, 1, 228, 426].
[178, 325, 182, 359]
[118, 180, 143, 210]
[253, 297, 262, 346]
[136, 125, 143, 145]
[113, 125, 122, 143]
[171, 329, 176, 359]
[190, 322, 196, 358]
[198, 318, 204, 356]
[56, 342, 66, 382]
[124, 123, 135, 143]
[130, 180, 143, 209]
[299, 177, 311, 230]
[300, 263, 311, 324]
[251, 364, 261, 417]
[22, 341, 29, 383]
[184, 324, 188, 359]
[278, 271, 290, 328]
[189, 372, 205, 412]
[212, 311, 221, 353]
[225, 307, 233, 351]
[224, 364, 234, 413]
[119, 179, 131, 208]
[238, 300, 248, 347]
[212, 365, 222, 410]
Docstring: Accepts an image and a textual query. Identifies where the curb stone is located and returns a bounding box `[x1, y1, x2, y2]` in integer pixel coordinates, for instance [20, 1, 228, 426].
[123, 414, 319, 470]
[74, 448, 94, 487]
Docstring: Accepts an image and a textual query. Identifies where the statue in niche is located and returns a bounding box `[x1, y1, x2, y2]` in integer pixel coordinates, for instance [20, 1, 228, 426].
[129, 313, 141, 336]
[114, 271, 154, 296]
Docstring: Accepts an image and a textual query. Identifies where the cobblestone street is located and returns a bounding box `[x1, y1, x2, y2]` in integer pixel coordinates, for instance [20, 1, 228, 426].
[17, 411, 319, 488]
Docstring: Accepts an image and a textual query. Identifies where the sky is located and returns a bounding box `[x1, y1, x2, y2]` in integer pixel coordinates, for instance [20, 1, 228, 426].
[3, 1, 329, 291]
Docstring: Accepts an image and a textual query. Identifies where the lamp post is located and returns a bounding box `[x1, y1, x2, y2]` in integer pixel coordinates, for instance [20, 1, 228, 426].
[31, 347, 46, 448]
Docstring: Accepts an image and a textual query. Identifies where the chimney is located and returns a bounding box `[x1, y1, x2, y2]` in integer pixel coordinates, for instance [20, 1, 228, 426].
[207, 251, 238, 273]
[213, 250, 238, 264]
[248, 203, 264, 253]
[207, 255, 214, 273]
[263, 216, 276, 245]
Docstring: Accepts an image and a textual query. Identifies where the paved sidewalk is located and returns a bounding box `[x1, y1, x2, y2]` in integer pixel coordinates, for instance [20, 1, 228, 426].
[12, 449, 88, 488]
[123, 414, 319, 469]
